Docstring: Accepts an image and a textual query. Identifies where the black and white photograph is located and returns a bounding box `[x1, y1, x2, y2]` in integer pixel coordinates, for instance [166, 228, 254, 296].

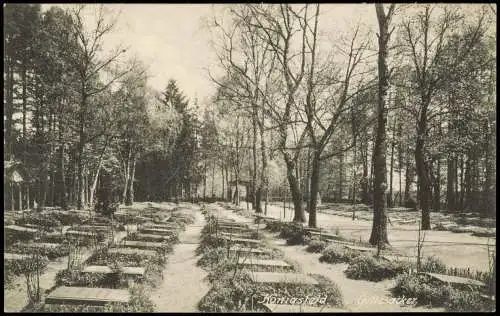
[3, 3, 496, 313]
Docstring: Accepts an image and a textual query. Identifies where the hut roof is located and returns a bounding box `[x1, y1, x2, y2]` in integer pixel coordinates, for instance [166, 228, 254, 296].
[4, 160, 32, 183]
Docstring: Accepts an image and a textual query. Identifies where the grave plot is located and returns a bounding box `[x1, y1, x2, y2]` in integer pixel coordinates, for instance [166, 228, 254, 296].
[139, 227, 178, 236]
[219, 231, 261, 240]
[420, 272, 486, 289]
[263, 303, 348, 313]
[218, 235, 262, 247]
[236, 258, 295, 272]
[140, 222, 180, 230]
[125, 232, 173, 242]
[7, 242, 70, 260]
[118, 240, 172, 255]
[5, 225, 40, 245]
[45, 286, 130, 306]
[309, 231, 344, 242]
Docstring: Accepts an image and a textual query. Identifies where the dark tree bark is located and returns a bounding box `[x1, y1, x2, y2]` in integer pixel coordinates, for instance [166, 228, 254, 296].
[369, 3, 395, 246]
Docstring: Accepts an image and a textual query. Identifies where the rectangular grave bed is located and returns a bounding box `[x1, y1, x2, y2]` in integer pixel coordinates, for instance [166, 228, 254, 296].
[248, 272, 319, 285]
[66, 230, 98, 237]
[6, 225, 39, 233]
[237, 258, 291, 268]
[382, 255, 418, 264]
[140, 223, 179, 230]
[108, 248, 158, 257]
[45, 286, 130, 306]
[344, 245, 374, 252]
[5, 253, 30, 260]
[421, 272, 486, 288]
[264, 304, 348, 313]
[229, 247, 267, 254]
[82, 265, 145, 277]
[220, 232, 258, 239]
[219, 236, 261, 246]
[128, 233, 172, 241]
[309, 231, 343, 241]
[121, 240, 166, 249]
[139, 227, 177, 235]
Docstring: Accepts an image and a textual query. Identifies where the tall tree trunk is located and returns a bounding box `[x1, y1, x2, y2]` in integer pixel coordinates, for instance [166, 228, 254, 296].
[77, 91, 87, 210]
[308, 152, 321, 227]
[338, 151, 344, 202]
[284, 152, 306, 223]
[22, 62, 28, 145]
[433, 157, 441, 212]
[361, 138, 369, 204]
[369, 3, 394, 245]
[221, 164, 225, 200]
[352, 135, 357, 205]
[203, 162, 207, 200]
[211, 163, 215, 198]
[482, 119, 494, 216]
[415, 122, 431, 230]
[5, 58, 14, 161]
[446, 156, 456, 212]
[388, 119, 396, 208]
[459, 154, 465, 211]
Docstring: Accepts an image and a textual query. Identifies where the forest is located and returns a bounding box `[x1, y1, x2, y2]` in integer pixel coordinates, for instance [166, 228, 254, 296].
[4, 3, 496, 242]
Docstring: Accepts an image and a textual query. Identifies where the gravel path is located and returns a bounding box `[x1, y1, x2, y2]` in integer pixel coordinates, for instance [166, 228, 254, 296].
[151, 210, 210, 312]
[216, 203, 445, 312]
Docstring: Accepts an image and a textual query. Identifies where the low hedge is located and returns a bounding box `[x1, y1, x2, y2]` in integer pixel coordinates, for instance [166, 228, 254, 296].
[306, 240, 329, 253]
[199, 266, 344, 312]
[55, 268, 138, 289]
[319, 245, 362, 264]
[345, 255, 411, 282]
[85, 247, 166, 267]
[15, 214, 62, 231]
[8, 243, 70, 260]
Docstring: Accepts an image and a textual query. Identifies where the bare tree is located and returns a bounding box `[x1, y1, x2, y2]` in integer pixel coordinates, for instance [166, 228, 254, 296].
[369, 3, 396, 246]
[67, 4, 136, 210]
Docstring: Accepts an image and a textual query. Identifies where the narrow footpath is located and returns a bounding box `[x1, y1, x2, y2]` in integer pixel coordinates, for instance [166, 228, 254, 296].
[151, 209, 210, 312]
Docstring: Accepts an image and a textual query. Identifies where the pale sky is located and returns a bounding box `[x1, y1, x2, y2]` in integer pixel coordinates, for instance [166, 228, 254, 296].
[39, 3, 489, 107]
[40, 3, 379, 106]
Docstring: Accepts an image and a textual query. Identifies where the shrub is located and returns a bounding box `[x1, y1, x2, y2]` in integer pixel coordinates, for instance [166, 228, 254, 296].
[447, 290, 495, 312]
[306, 240, 329, 253]
[4, 254, 49, 276]
[319, 245, 361, 264]
[15, 214, 62, 231]
[421, 256, 447, 274]
[5, 229, 38, 246]
[345, 255, 410, 282]
[286, 230, 312, 245]
[392, 273, 455, 307]
[198, 247, 232, 269]
[48, 211, 87, 226]
[8, 243, 70, 260]
[278, 223, 302, 239]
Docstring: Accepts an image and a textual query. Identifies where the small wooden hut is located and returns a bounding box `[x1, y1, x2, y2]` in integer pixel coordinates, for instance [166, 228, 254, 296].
[4, 160, 34, 211]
